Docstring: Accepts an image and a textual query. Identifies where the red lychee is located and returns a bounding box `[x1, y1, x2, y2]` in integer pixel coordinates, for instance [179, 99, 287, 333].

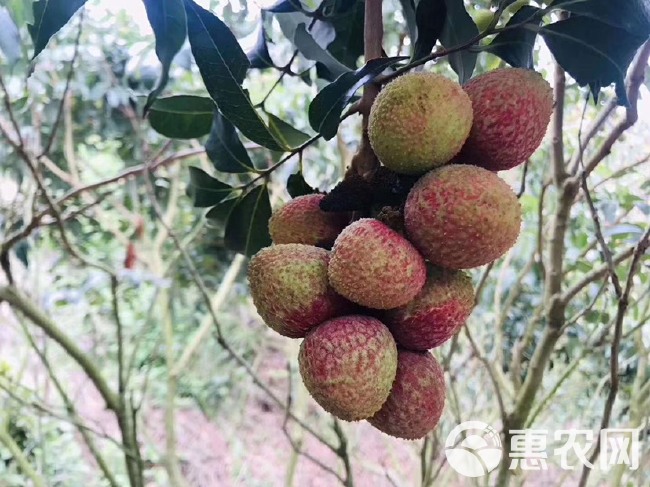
[368, 350, 446, 439]
[404, 165, 521, 269]
[268, 194, 349, 247]
[248, 244, 350, 338]
[328, 219, 427, 309]
[455, 68, 553, 171]
[384, 267, 475, 350]
[299, 315, 398, 421]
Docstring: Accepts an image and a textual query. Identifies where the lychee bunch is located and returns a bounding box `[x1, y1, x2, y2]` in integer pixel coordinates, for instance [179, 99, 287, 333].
[245, 67, 552, 440]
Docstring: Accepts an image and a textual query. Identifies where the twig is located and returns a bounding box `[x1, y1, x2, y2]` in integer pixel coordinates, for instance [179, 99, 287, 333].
[0, 73, 24, 147]
[516, 159, 529, 198]
[281, 363, 345, 484]
[16, 318, 121, 487]
[256, 50, 298, 109]
[170, 255, 245, 377]
[0, 286, 120, 412]
[464, 325, 507, 423]
[332, 419, 354, 487]
[141, 157, 339, 453]
[1, 148, 201, 256]
[561, 247, 635, 304]
[40, 10, 84, 157]
[579, 227, 650, 486]
[0, 422, 46, 487]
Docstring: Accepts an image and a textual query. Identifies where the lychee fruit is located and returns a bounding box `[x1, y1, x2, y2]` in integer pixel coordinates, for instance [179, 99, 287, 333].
[368, 350, 445, 439]
[328, 219, 427, 309]
[248, 244, 350, 338]
[268, 194, 349, 248]
[299, 315, 398, 421]
[404, 165, 521, 269]
[384, 267, 475, 351]
[368, 72, 473, 175]
[455, 68, 553, 171]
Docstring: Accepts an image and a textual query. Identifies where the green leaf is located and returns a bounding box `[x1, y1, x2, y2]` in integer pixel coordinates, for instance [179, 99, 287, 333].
[224, 185, 272, 256]
[287, 171, 317, 198]
[412, 0, 447, 61]
[398, 0, 417, 45]
[551, 0, 650, 38]
[14, 241, 29, 268]
[206, 196, 239, 225]
[267, 113, 311, 148]
[324, 0, 365, 69]
[205, 110, 256, 174]
[541, 17, 646, 105]
[308, 57, 407, 140]
[247, 15, 275, 69]
[187, 167, 233, 207]
[293, 23, 351, 80]
[0, 7, 20, 64]
[142, 0, 187, 113]
[28, 0, 87, 59]
[148, 95, 215, 139]
[487, 6, 541, 69]
[183, 0, 285, 151]
[440, 0, 478, 84]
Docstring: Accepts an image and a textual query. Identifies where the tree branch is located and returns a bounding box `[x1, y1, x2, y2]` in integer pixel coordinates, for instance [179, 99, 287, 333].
[579, 226, 650, 486]
[0, 286, 120, 412]
[551, 61, 567, 184]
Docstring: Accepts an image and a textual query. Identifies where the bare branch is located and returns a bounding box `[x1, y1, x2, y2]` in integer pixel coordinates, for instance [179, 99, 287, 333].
[1, 148, 201, 256]
[561, 247, 635, 304]
[551, 62, 567, 184]
[0, 286, 120, 412]
[464, 326, 507, 423]
[141, 159, 339, 453]
[0, 422, 46, 487]
[579, 227, 650, 486]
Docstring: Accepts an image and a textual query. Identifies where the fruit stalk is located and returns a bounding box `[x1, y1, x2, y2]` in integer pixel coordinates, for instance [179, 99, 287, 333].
[352, 0, 383, 179]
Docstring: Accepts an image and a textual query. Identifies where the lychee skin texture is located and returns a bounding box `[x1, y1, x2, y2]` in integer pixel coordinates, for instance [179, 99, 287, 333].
[248, 244, 350, 338]
[384, 267, 475, 351]
[368, 350, 445, 439]
[328, 219, 427, 310]
[299, 315, 398, 421]
[269, 194, 349, 248]
[368, 72, 473, 175]
[404, 165, 521, 269]
[456, 68, 553, 171]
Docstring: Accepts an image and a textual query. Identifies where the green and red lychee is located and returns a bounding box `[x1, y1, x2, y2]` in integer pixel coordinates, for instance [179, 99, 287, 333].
[404, 164, 521, 269]
[455, 68, 553, 171]
[299, 315, 398, 421]
[368, 350, 445, 439]
[384, 267, 475, 351]
[248, 244, 350, 338]
[328, 219, 426, 309]
[368, 72, 473, 175]
[269, 194, 349, 248]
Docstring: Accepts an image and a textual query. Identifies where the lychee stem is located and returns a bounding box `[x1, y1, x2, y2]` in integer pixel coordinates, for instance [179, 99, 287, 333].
[352, 0, 384, 180]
